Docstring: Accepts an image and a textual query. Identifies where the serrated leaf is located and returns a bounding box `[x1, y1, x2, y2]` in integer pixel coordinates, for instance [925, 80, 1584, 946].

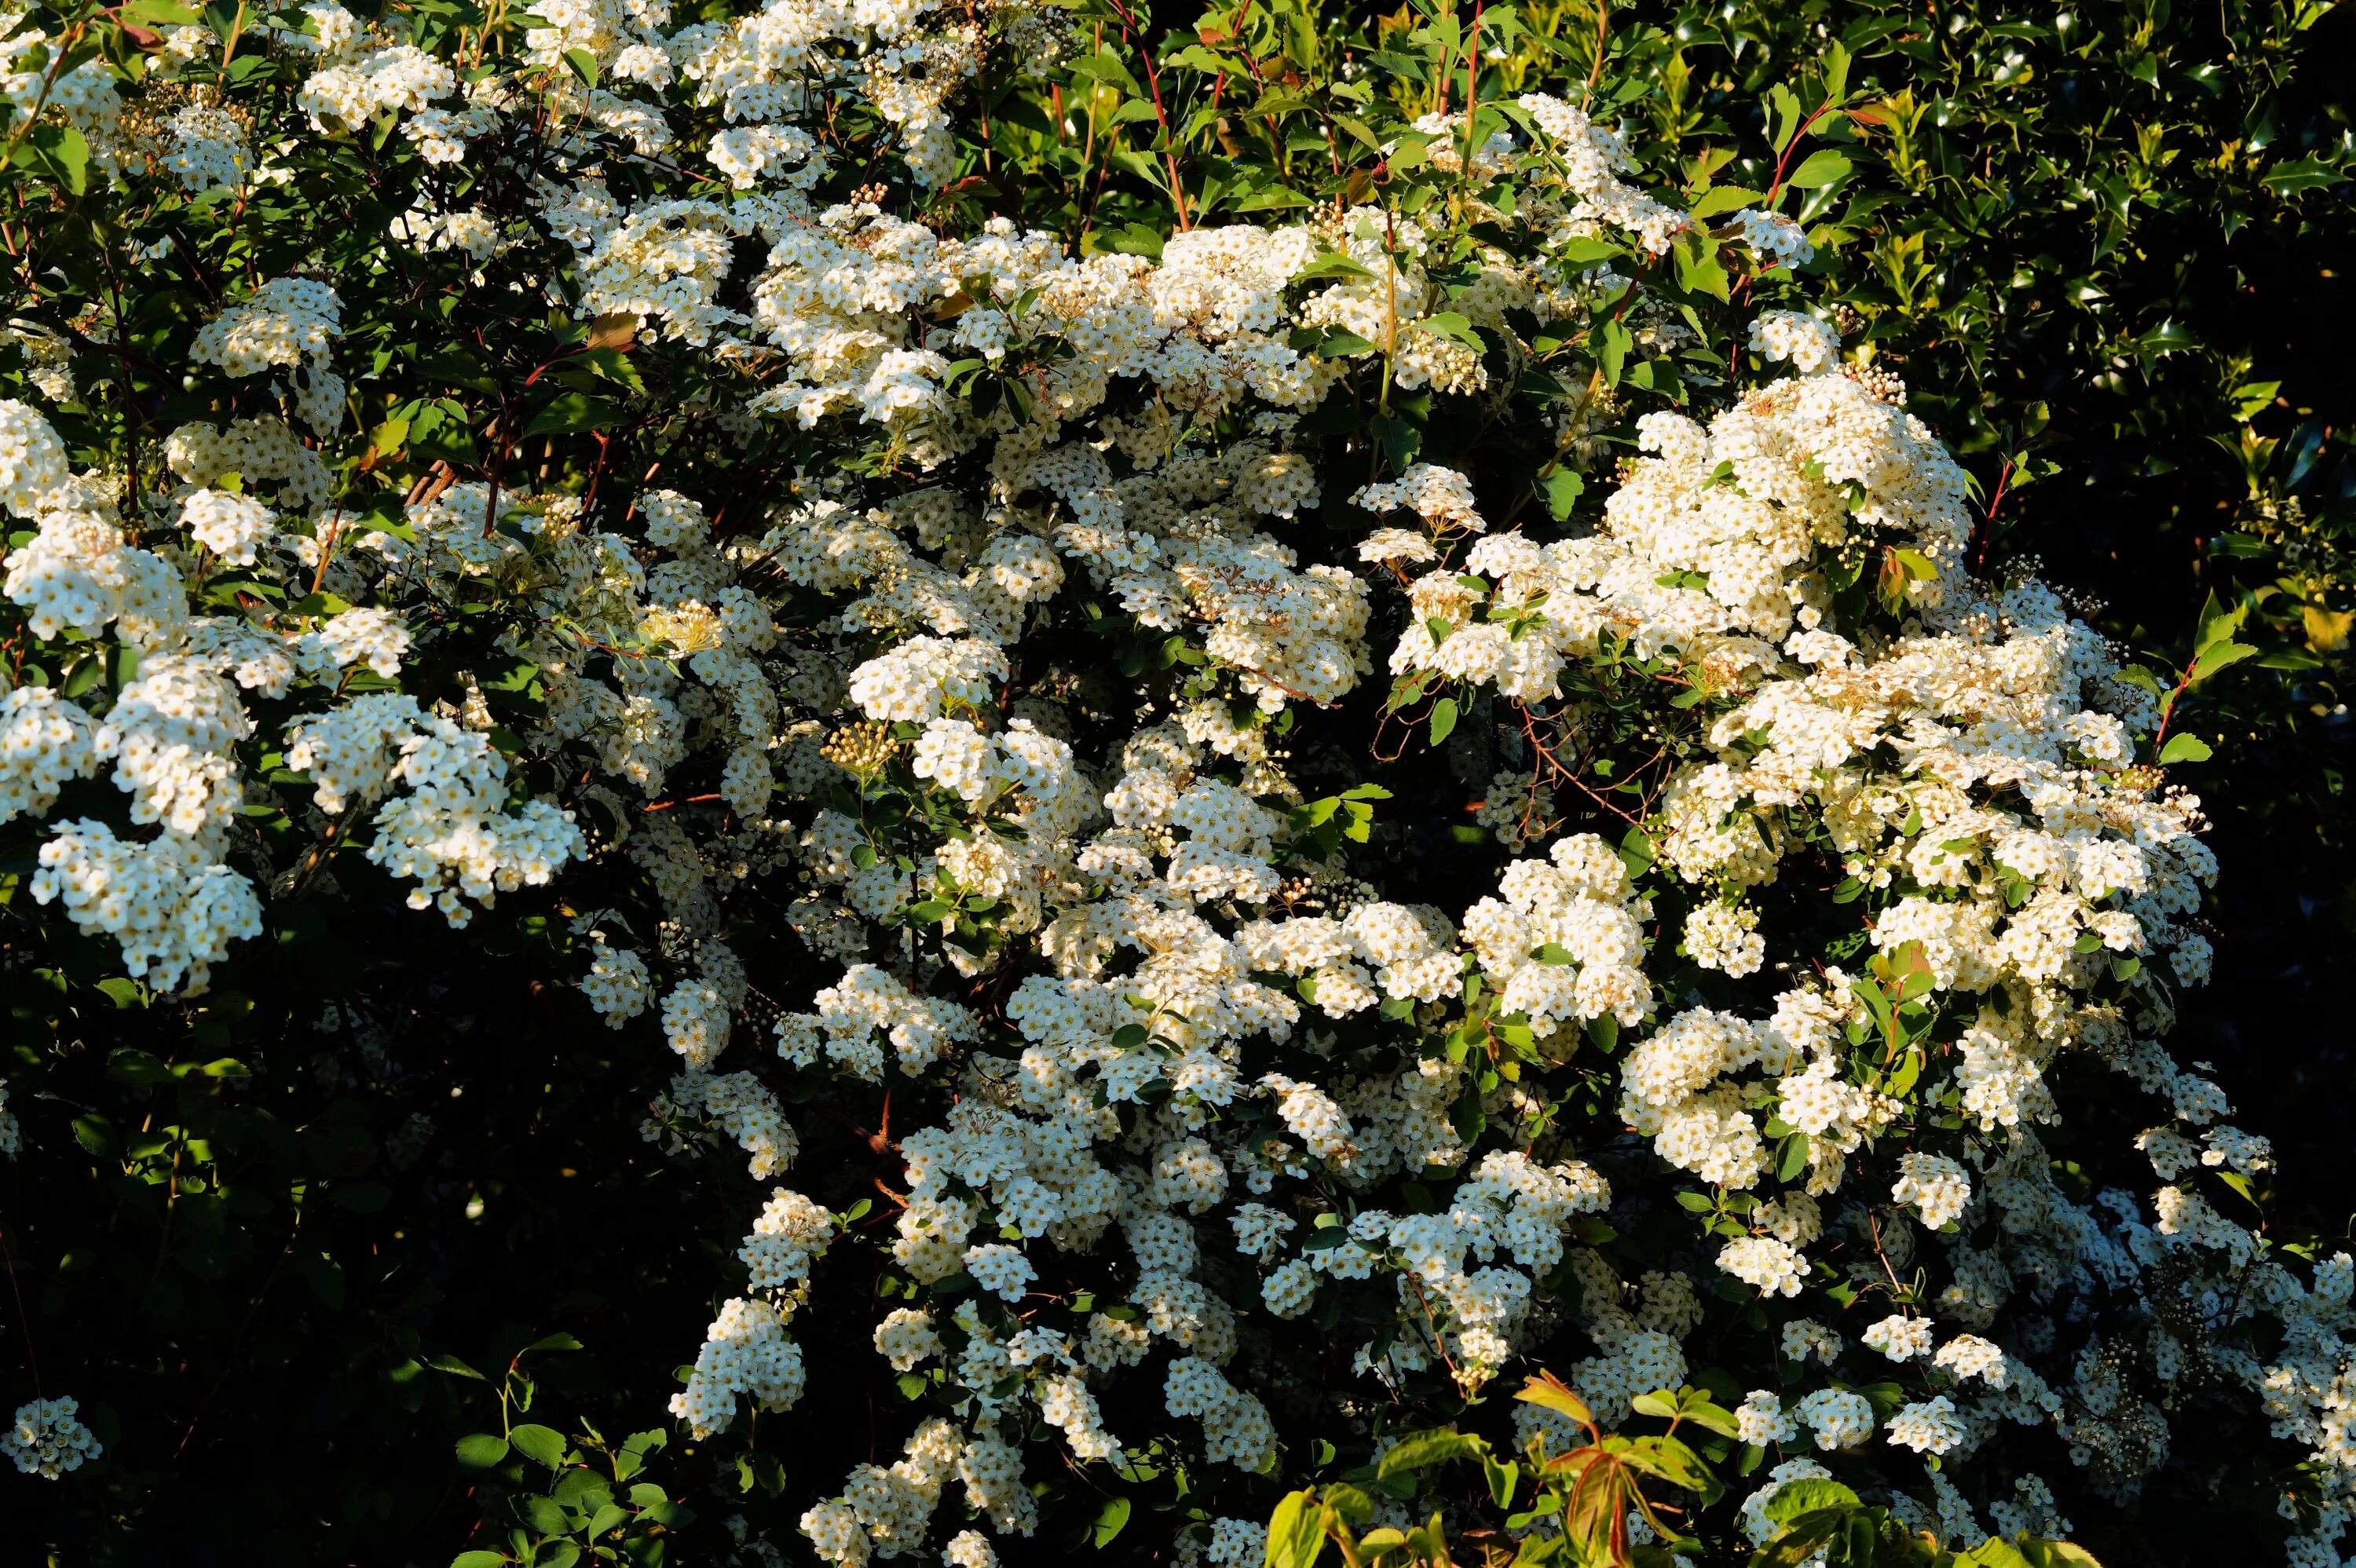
[2261, 155, 2347, 192]
[1514, 1371, 1593, 1427]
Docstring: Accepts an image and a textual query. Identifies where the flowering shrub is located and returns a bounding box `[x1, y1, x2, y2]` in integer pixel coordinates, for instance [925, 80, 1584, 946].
[0, 0, 2347, 1564]
[1588, 0, 2356, 1208]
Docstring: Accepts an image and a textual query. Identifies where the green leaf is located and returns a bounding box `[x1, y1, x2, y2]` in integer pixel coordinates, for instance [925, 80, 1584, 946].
[2189, 640, 2257, 682]
[2230, 380, 2282, 422]
[1483, 1454, 1519, 1508]
[1103, 222, 1165, 261]
[2261, 155, 2347, 193]
[1418, 311, 1483, 350]
[1514, 1372, 1593, 1427]
[510, 1424, 569, 1470]
[1673, 235, 1732, 301]
[2135, 320, 2198, 358]
[1264, 1489, 1326, 1568]
[1237, 185, 1314, 211]
[1294, 252, 1376, 283]
[2186, 593, 2243, 654]
[725, 1448, 780, 1496]
[1629, 1391, 1679, 1421]
[1375, 1429, 1486, 1475]
[2157, 733, 2212, 765]
[1090, 1495, 1132, 1548]
[523, 393, 623, 437]
[20, 124, 90, 196]
[1756, 1514, 1846, 1567]
[562, 46, 598, 86]
[1764, 1477, 1860, 1525]
[1823, 38, 1853, 100]
[427, 1354, 487, 1380]
[1615, 1432, 1720, 1497]
[1597, 319, 1633, 384]
[1549, 234, 1622, 267]
[107, 1047, 172, 1083]
[1691, 185, 1768, 219]
[514, 1494, 570, 1535]
[1541, 468, 1584, 521]
[613, 1429, 664, 1482]
[455, 1433, 511, 1469]
[452, 1553, 510, 1568]
[1429, 696, 1458, 746]
[1069, 49, 1145, 97]
[1765, 82, 1805, 152]
[1787, 148, 1853, 188]
[1676, 1393, 1743, 1439]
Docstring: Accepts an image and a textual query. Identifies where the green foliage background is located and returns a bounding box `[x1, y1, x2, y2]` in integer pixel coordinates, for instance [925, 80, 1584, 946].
[8, 0, 2353, 1563]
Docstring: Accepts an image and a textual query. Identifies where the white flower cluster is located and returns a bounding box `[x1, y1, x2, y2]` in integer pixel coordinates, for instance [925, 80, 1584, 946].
[291, 5, 457, 134]
[3, 1396, 101, 1478]
[189, 276, 346, 433]
[1459, 833, 1654, 1036]
[674, 1188, 836, 1435]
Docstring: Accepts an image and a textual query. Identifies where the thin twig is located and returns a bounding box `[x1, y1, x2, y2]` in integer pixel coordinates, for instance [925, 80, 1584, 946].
[0, 1224, 43, 1396]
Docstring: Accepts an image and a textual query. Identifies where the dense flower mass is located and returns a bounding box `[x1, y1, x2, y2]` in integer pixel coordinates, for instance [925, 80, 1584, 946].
[0, 0, 2334, 1563]
[3, 1398, 101, 1478]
